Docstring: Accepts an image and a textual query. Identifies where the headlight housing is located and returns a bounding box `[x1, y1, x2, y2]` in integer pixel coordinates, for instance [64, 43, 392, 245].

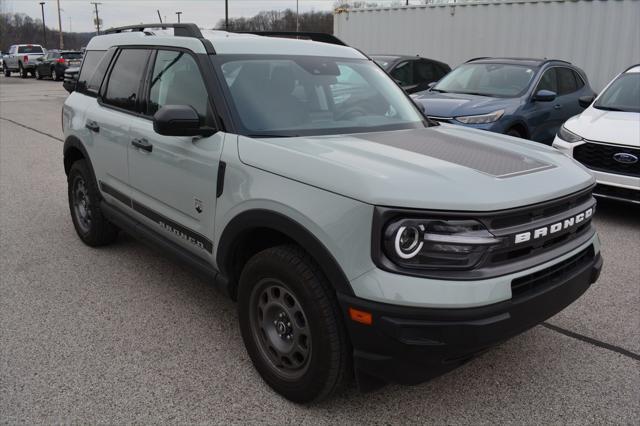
[454, 109, 504, 124]
[381, 217, 499, 270]
[557, 125, 583, 143]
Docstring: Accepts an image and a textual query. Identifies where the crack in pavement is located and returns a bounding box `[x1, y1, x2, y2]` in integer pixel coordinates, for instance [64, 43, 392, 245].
[0, 116, 63, 142]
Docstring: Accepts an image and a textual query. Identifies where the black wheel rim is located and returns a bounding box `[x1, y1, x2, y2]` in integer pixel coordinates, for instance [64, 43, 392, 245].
[249, 279, 312, 380]
[72, 176, 92, 234]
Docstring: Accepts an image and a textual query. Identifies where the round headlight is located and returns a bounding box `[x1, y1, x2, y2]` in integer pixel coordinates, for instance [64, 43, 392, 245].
[394, 225, 423, 259]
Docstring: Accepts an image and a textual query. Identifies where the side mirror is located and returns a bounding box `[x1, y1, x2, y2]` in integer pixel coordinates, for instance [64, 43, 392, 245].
[412, 99, 426, 114]
[427, 82, 437, 89]
[532, 89, 557, 102]
[153, 105, 216, 137]
[36, 57, 43, 62]
[579, 94, 596, 108]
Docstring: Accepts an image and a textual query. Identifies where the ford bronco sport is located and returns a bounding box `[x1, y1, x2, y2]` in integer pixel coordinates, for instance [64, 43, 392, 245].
[62, 24, 602, 403]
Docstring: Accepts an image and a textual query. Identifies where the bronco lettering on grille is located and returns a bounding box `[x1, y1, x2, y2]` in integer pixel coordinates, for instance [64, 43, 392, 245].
[514, 207, 593, 244]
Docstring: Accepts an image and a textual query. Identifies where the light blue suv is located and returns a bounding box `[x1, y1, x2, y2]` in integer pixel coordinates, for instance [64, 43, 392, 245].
[412, 58, 595, 144]
[62, 27, 602, 402]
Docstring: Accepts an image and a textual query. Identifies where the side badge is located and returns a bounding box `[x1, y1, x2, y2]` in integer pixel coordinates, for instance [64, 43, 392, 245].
[194, 198, 203, 214]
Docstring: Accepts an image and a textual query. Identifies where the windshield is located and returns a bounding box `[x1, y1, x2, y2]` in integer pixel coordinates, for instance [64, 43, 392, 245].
[594, 73, 640, 113]
[18, 45, 43, 54]
[214, 55, 426, 137]
[433, 63, 536, 97]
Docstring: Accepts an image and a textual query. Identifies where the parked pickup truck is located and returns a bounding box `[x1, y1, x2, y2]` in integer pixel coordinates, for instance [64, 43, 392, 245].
[3, 44, 46, 78]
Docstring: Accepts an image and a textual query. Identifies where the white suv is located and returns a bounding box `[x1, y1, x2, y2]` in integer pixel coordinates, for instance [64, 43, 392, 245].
[553, 65, 640, 204]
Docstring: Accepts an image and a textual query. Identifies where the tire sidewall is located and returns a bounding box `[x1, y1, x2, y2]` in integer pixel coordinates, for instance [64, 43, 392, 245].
[238, 249, 344, 402]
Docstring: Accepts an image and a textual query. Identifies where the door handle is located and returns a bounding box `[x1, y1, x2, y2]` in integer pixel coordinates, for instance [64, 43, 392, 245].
[553, 104, 562, 110]
[131, 138, 153, 153]
[85, 120, 100, 132]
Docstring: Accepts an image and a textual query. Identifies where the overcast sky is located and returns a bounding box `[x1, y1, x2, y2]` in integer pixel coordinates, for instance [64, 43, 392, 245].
[1, 0, 341, 33]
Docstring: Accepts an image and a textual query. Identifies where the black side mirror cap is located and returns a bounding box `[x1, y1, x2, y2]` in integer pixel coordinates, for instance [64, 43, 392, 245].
[153, 105, 216, 137]
[533, 89, 557, 102]
[579, 94, 596, 108]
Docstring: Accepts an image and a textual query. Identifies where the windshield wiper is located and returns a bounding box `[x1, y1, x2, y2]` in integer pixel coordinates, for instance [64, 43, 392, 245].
[429, 88, 448, 93]
[247, 134, 294, 138]
[593, 105, 625, 112]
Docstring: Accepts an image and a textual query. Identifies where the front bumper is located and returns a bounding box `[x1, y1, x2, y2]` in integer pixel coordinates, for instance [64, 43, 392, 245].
[338, 244, 602, 389]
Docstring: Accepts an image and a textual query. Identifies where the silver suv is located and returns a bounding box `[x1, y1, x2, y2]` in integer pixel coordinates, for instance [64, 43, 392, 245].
[62, 24, 602, 403]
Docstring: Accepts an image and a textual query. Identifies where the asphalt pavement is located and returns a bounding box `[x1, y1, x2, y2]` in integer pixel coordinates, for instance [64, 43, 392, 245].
[1, 76, 639, 424]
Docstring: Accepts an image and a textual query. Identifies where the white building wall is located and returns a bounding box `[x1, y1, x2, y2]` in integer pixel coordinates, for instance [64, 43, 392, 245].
[334, 0, 640, 90]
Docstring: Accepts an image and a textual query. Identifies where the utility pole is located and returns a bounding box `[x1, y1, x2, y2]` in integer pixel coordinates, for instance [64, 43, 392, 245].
[296, 0, 299, 32]
[225, 0, 229, 30]
[56, 0, 63, 49]
[175, 11, 182, 23]
[91, 2, 102, 35]
[39, 2, 46, 47]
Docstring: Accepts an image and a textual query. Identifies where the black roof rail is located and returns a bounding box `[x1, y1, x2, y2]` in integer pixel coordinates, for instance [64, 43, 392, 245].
[103, 23, 215, 54]
[466, 57, 490, 63]
[238, 31, 348, 46]
[105, 23, 203, 37]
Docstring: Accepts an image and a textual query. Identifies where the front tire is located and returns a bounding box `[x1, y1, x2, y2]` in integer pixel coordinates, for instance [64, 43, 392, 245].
[3, 67, 10, 77]
[35, 68, 42, 80]
[238, 245, 351, 403]
[19, 63, 28, 78]
[68, 160, 119, 246]
[52, 68, 59, 81]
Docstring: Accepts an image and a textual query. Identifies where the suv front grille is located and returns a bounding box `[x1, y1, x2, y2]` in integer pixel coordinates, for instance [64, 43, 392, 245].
[480, 186, 595, 267]
[573, 142, 640, 178]
[511, 246, 594, 298]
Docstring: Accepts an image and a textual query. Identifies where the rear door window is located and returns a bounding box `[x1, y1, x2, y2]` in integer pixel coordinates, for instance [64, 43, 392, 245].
[536, 68, 558, 93]
[390, 61, 413, 86]
[557, 67, 578, 95]
[103, 49, 151, 112]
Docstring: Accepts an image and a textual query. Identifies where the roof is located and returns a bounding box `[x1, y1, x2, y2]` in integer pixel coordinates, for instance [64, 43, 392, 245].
[86, 26, 364, 59]
[467, 57, 571, 67]
[624, 64, 640, 73]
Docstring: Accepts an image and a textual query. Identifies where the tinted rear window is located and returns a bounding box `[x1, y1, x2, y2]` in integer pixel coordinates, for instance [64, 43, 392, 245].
[62, 52, 83, 60]
[103, 49, 151, 112]
[18, 46, 43, 54]
[78, 50, 108, 94]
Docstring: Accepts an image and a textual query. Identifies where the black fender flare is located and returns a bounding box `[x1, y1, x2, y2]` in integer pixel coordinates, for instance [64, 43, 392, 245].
[63, 136, 98, 185]
[216, 209, 354, 297]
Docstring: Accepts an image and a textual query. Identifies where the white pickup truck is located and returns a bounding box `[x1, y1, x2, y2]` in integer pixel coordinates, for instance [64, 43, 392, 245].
[3, 44, 45, 78]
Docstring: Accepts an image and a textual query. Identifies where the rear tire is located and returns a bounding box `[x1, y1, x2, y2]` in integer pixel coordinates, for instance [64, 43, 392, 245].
[3, 67, 9, 77]
[68, 160, 119, 247]
[51, 68, 59, 81]
[35, 68, 42, 80]
[238, 245, 351, 403]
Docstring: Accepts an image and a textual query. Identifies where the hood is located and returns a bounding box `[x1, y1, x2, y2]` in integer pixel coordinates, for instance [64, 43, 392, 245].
[238, 126, 594, 211]
[412, 91, 516, 118]
[564, 107, 640, 147]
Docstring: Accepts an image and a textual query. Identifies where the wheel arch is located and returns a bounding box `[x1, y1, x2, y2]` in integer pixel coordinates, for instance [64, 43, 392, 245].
[63, 136, 97, 182]
[216, 209, 354, 300]
[505, 119, 530, 139]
